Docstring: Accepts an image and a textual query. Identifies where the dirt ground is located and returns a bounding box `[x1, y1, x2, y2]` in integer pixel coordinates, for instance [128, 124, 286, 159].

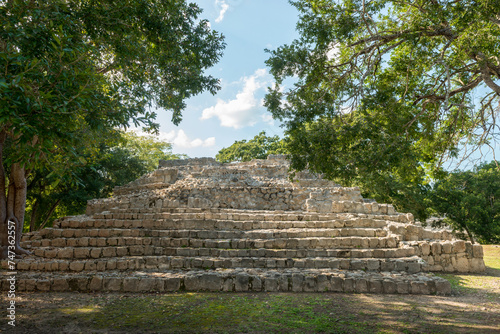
[1, 246, 499, 334]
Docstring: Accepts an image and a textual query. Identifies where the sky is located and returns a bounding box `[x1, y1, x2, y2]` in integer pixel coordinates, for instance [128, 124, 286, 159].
[139, 0, 301, 158]
[134, 0, 499, 168]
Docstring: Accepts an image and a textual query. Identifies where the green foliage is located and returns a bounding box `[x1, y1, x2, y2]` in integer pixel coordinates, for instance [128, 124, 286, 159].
[265, 0, 500, 218]
[0, 0, 223, 242]
[430, 162, 500, 244]
[1, 0, 224, 169]
[25, 131, 183, 231]
[216, 131, 287, 163]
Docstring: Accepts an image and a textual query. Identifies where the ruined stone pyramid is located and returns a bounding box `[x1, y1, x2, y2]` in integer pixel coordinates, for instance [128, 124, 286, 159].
[2, 156, 486, 294]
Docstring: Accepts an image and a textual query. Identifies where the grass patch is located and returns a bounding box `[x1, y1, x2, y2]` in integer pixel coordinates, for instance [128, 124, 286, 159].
[483, 245, 500, 270]
[82, 293, 371, 333]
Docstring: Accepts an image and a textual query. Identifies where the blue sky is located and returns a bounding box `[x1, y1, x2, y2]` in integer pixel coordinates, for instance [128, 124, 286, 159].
[141, 0, 300, 158]
[135, 0, 498, 168]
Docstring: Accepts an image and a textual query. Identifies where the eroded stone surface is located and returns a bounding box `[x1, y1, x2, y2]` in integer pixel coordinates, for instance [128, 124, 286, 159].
[2, 156, 486, 294]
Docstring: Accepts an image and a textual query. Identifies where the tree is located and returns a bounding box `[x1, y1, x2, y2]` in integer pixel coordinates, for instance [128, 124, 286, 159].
[430, 162, 500, 244]
[216, 131, 287, 163]
[0, 0, 225, 257]
[264, 0, 500, 212]
[25, 131, 184, 231]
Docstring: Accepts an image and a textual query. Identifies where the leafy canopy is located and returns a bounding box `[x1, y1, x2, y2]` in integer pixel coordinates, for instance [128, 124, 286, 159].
[265, 0, 500, 181]
[216, 131, 287, 163]
[0, 0, 225, 171]
[25, 131, 183, 231]
[430, 161, 500, 244]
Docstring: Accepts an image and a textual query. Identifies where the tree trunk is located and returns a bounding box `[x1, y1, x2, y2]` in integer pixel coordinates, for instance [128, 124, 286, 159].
[39, 198, 61, 230]
[0, 129, 7, 257]
[29, 198, 40, 232]
[3, 162, 31, 257]
[463, 224, 476, 244]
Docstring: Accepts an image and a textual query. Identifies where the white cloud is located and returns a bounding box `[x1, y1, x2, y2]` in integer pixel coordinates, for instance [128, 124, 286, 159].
[201, 69, 269, 129]
[131, 129, 216, 149]
[161, 130, 216, 149]
[261, 113, 275, 126]
[215, 0, 229, 23]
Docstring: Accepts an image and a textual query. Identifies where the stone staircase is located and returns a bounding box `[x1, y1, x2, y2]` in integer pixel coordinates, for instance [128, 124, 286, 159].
[1, 156, 486, 294]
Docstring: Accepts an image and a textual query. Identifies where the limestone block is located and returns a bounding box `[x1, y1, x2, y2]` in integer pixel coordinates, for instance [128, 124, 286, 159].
[52, 278, 70, 291]
[137, 278, 157, 292]
[104, 277, 122, 291]
[102, 247, 117, 257]
[435, 279, 451, 295]
[74, 248, 91, 259]
[291, 274, 304, 292]
[452, 240, 466, 253]
[250, 276, 263, 291]
[57, 248, 74, 259]
[472, 244, 484, 258]
[410, 281, 429, 294]
[331, 202, 344, 213]
[469, 258, 486, 272]
[88, 275, 103, 291]
[16, 262, 30, 270]
[34, 249, 45, 257]
[368, 279, 383, 293]
[366, 259, 380, 271]
[69, 261, 85, 272]
[381, 261, 395, 272]
[123, 277, 140, 292]
[431, 242, 441, 255]
[264, 277, 279, 291]
[343, 277, 355, 292]
[442, 242, 453, 254]
[456, 256, 470, 272]
[382, 280, 397, 294]
[116, 260, 128, 270]
[396, 281, 410, 294]
[303, 276, 317, 292]
[90, 248, 102, 258]
[235, 274, 250, 291]
[51, 238, 67, 247]
[355, 279, 368, 293]
[420, 243, 431, 256]
[37, 279, 51, 291]
[165, 277, 181, 292]
[107, 260, 117, 270]
[407, 262, 421, 273]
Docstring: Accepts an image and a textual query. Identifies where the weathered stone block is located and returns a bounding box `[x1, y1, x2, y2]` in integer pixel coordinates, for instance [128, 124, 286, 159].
[472, 244, 484, 258]
[368, 279, 383, 294]
[355, 279, 368, 293]
[382, 280, 397, 294]
[104, 277, 122, 291]
[264, 277, 278, 291]
[452, 240, 466, 253]
[123, 278, 140, 292]
[394, 281, 409, 294]
[52, 278, 69, 291]
[235, 274, 250, 292]
[69, 261, 85, 272]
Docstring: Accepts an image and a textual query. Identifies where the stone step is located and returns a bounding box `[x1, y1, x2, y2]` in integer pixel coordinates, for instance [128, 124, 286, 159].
[8, 255, 424, 272]
[95, 206, 409, 220]
[27, 227, 389, 241]
[52, 217, 392, 230]
[23, 235, 400, 250]
[26, 246, 416, 260]
[0, 269, 451, 294]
